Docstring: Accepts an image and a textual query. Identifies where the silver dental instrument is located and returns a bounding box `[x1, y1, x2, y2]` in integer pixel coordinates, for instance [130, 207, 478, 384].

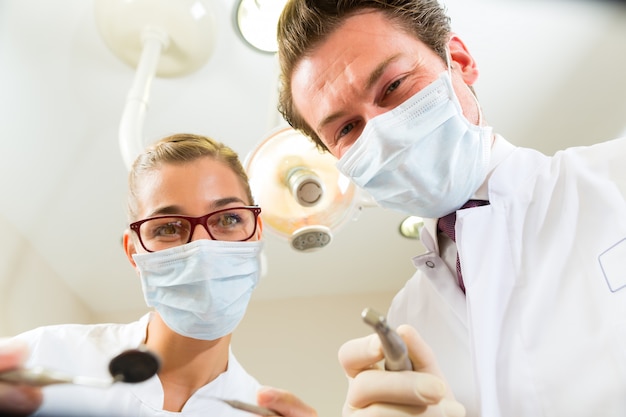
[361, 307, 413, 371]
[0, 345, 160, 388]
[213, 398, 282, 416]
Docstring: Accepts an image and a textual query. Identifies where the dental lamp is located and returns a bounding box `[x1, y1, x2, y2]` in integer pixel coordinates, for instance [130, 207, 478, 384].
[244, 126, 374, 252]
[94, 0, 217, 169]
[235, 0, 288, 53]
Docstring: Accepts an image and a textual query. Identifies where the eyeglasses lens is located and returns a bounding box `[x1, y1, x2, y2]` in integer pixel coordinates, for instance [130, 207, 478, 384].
[138, 208, 257, 251]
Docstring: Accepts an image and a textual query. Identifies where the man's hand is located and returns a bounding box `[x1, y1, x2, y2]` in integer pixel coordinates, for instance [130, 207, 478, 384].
[338, 324, 465, 417]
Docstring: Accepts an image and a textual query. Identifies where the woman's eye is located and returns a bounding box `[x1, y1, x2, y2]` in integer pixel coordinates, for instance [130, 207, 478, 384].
[155, 221, 182, 236]
[218, 214, 241, 227]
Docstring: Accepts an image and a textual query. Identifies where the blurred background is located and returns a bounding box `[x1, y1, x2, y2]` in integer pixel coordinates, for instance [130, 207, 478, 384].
[1, 0, 625, 414]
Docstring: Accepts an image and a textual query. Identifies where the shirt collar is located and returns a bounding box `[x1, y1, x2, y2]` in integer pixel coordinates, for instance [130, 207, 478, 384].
[472, 134, 516, 201]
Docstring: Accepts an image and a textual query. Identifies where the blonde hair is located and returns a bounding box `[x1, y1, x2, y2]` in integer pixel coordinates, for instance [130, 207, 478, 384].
[127, 133, 254, 221]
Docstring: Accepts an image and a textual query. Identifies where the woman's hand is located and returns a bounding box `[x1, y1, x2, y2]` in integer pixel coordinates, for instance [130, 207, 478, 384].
[257, 386, 318, 417]
[0, 338, 43, 416]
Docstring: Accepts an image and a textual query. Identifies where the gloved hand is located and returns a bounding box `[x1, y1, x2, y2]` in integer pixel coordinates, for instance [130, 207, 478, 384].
[257, 386, 318, 417]
[0, 338, 43, 416]
[338, 324, 465, 417]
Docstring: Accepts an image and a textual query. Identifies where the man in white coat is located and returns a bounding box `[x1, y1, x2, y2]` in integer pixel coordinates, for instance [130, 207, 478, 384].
[276, 1, 626, 416]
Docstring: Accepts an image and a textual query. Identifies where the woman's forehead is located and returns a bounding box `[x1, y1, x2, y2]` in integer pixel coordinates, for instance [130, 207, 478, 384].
[133, 158, 248, 216]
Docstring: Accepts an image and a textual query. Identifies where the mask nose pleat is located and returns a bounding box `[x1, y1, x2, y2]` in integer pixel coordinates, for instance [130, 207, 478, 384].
[132, 239, 263, 340]
[336, 70, 492, 219]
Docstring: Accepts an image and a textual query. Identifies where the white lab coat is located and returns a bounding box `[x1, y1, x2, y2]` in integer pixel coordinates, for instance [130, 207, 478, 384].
[13, 312, 260, 417]
[388, 136, 626, 417]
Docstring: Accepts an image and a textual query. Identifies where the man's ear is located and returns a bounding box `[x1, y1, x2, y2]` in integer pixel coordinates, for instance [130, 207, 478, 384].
[122, 229, 138, 269]
[448, 34, 479, 86]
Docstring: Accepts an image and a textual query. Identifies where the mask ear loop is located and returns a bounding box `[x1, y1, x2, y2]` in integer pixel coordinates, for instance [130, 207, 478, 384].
[445, 45, 483, 126]
[444, 46, 453, 78]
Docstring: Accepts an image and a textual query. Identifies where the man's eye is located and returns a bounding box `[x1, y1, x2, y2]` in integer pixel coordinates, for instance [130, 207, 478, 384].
[339, 123, 354, 138]
[386, 79, 402, 95]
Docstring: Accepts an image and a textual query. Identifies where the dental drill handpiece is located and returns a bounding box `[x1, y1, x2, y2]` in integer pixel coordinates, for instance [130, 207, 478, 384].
[361, 307, 413, 371]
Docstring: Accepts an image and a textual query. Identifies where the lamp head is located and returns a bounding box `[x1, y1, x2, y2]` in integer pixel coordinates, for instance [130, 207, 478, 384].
[245, 127, 361, 252]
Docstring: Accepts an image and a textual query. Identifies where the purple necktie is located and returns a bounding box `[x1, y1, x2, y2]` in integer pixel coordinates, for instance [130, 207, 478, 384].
[437, 200, 489, 293]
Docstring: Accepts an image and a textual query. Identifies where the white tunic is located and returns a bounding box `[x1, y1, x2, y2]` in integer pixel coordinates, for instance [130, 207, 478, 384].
[388, 136, 626, 417]
[13, 313, 260, 417]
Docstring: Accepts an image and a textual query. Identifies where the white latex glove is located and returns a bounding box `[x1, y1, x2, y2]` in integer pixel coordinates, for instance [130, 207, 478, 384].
[338, 325, 465, 417]
[256, 386, 318, 417]
[0, 338, 43, 416]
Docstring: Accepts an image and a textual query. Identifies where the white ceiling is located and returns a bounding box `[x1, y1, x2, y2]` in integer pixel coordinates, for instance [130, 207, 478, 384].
[1, 0, 625, 324]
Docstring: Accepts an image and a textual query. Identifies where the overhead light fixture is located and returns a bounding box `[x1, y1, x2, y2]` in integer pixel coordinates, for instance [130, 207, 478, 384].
[235, 0, 287, 53]
[399, 216, 424, 240]
[244, 127, 371, 252]
[94, 0, 217, 169]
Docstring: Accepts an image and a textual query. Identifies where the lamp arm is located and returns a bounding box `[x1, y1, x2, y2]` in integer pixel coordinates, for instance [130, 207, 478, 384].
[118, 28, 169, 170]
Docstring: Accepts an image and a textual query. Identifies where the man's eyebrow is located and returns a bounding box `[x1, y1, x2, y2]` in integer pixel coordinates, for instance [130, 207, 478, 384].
[317, 111, 346, 134]
[366, 54, 401, 91]
[316, 54, 402, 133]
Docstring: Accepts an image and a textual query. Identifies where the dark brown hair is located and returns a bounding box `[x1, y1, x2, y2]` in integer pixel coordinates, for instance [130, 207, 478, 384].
[277, 0, 451, 151]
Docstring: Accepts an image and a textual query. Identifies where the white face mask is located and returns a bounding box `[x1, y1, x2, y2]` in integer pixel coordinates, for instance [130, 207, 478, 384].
[132, 239, 263, 340]
[336, 70, 492, 218]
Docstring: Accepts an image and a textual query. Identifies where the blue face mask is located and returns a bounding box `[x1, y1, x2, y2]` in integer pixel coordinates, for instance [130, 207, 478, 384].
[336, 70, 492, 219]
[132, 239, 263, 340]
